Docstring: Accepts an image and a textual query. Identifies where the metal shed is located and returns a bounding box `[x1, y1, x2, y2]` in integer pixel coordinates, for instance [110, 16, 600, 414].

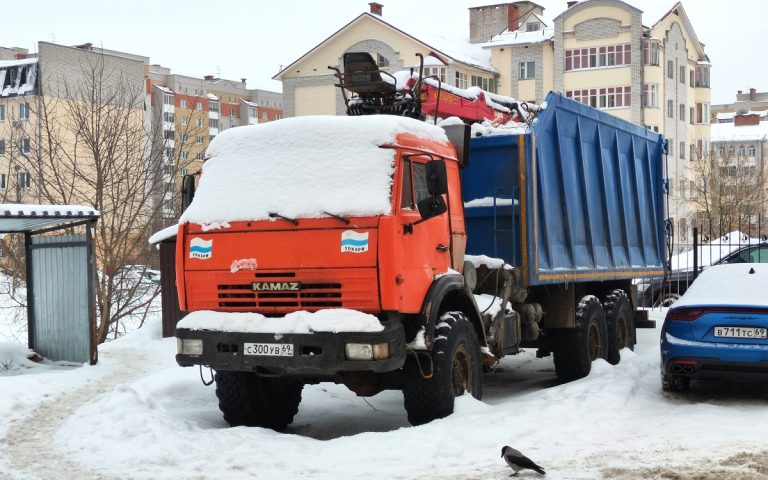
[148, 225, 186, 338]
[0, 204, 100, 365]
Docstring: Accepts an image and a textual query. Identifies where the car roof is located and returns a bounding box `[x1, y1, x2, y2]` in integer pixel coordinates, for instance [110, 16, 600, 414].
[671, 263, 768, 310]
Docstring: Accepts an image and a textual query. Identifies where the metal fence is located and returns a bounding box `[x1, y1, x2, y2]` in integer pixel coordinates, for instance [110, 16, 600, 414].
[638, 214, 768, 309]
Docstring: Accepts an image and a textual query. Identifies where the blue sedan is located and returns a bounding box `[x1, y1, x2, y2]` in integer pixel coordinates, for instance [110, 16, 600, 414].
[660, 263, 768, 392]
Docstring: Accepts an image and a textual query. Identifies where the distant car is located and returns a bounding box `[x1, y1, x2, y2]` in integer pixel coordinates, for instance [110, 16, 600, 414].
[638, 242, 768, 307]
[660, 263, 768, 392]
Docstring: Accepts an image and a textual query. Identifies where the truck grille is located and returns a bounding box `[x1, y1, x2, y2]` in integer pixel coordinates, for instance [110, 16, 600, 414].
[218, 280, 343, 308]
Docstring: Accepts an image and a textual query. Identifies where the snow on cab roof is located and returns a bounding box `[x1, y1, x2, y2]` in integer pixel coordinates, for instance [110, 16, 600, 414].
[672, 263, 768, 309]
[179, 115, 449, 228]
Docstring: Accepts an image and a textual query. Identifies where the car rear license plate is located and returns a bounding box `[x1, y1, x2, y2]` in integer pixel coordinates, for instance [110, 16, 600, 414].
[714, 326, 767, 339]
[243, 343, 294, 356]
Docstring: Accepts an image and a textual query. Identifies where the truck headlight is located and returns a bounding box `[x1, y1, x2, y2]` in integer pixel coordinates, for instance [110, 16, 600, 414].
[345, 343, 389, 360]
[178, 338, 203, 356]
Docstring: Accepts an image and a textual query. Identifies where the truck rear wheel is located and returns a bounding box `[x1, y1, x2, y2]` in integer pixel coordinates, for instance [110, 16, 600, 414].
[603, 289, 635, 365]
[214, 371, 303, 430]
[552, 295, 608, 382]
[402, 311, 482, 426]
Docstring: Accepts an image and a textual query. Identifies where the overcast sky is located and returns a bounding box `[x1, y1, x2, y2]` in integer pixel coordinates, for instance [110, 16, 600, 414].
[0, 0, 761, 104]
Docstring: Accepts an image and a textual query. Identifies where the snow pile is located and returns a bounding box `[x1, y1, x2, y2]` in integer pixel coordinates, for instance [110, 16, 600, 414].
[0, 343, 80, 376]
[471, 119, 529, 137]
[465, 254, 506, 269]
[463, 197, 516, 208]
[0, 203, 99, 216]
[148, 224, 178, 244]
[177, 309, 384, 334]
[673, 263, 768, 309]
[179, 115, 448, 228]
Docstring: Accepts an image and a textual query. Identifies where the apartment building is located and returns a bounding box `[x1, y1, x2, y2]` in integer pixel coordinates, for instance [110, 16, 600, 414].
[279, 0, 711, 236]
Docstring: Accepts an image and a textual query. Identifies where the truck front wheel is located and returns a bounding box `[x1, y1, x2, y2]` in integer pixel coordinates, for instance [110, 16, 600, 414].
[214, 371, 303, 430]
[551, 295, 608, 382]
[402, 311, 482, 426]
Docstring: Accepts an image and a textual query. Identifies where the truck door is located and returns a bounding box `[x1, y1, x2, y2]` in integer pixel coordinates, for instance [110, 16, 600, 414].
[397, 155, 452, 310]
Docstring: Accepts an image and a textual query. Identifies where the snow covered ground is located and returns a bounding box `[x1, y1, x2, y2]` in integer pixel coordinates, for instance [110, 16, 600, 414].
[2, 308, 768, 480]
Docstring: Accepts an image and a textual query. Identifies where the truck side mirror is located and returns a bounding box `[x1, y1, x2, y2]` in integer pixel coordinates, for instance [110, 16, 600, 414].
[417, 195, 447, 221]
[181, 174, 196, 211]
[426, 159, 448, 196]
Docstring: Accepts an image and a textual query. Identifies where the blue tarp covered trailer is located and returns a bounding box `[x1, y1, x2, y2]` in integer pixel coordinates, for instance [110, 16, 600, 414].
[462, 92, 666, 286]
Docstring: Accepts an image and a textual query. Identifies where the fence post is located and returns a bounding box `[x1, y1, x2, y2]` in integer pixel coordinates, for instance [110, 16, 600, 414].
[693, 226, 699, 281]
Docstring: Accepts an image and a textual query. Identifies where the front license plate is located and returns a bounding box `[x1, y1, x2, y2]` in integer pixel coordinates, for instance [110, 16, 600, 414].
[243, 343, 294, 356]
[714, 326, 767, 339]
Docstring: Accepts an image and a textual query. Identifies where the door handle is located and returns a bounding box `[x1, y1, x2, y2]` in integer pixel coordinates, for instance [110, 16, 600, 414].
[436, 244, 449, 252]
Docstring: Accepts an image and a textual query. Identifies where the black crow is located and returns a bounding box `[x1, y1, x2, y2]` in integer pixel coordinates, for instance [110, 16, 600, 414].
[501, 446, 546, 476]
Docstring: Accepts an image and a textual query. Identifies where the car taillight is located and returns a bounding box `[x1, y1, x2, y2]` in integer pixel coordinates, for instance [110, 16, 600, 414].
[666, 308, 706, 321]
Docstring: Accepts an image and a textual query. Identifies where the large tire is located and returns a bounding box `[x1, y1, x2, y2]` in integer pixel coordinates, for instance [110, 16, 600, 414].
[214, 371, 303, 430]
[552, 295, 608, 382]
[603, 289, 635, 365]
[402, 311, 482, 426]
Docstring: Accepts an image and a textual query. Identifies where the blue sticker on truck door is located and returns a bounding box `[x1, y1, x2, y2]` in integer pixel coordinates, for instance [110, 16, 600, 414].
[341, 230, 369, 253]
[190, 238, 213, 259]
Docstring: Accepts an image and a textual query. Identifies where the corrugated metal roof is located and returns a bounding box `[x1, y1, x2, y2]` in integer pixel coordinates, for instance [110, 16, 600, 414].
[0, 204, 100, 233]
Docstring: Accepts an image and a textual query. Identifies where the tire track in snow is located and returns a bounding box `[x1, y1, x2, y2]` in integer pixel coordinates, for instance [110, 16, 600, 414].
[3, 347, 156, 480]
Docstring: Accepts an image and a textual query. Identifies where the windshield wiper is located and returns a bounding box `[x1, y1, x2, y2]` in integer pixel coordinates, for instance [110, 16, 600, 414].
[268, 212, 299, 225]
[322, 211, 350, 225]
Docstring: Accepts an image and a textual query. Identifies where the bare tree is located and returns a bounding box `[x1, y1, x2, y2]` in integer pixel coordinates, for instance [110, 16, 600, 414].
[1, 53, 196, 343]
[687, 142, 768, 238]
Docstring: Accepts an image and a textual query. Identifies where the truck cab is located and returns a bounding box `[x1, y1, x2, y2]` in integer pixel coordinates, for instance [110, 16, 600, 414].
[175, 115, 484, 428]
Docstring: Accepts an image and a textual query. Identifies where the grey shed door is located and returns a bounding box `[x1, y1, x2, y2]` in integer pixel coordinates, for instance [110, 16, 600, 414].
[29, 235, 94, 363]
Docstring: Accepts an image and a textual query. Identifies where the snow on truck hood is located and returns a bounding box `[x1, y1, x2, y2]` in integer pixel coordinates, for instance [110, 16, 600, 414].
[179, 115, 449, 227]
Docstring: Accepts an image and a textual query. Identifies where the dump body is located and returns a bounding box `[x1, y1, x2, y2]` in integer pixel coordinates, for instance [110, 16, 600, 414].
[462, 92, 666, 286]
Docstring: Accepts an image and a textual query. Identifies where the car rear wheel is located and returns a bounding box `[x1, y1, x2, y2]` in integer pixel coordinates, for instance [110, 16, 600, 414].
[655, 292, 681, 308]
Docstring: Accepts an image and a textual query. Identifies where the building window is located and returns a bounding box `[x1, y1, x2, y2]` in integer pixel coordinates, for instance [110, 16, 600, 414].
[229, 109, 237, 118]
[749, 145, 756, 157]
[566, 44, 630, 71]
[695, 102, 711, 124]
[180, 99, 188, 108]
[209, 101, 219, 112]
[455, 71, 468, 89]
[738, 146, 745, 157]
[181, 151, 189, 160]
[679, 65, 685, 84]
[642, 38, 659, 66]
[180, 116, 188, 125]
[261, 111, 268, 120]
[689, 70, 694, 88]
[695, 65, 710, 88]
[679, 104, 686, 122]
[195, 135, 204, 144]
[679, 180, 687, 199]
[248, 106, 257, 118]
[667, 99, 674, 118]
[690, 107, 695, 125]
[196, 118, 204, 127]
[164, 112, 175, 123]
[195, 101, 203, 110]
[642, 83, 658, 108]
[19, 138, 30, 154]
[679, 141, 685, 160]
[690, 144, 695, 161]
[163, 130, 174, 140]
[0, 104, 4, 121]
[209, 118, 219, 128]
[526, 22, 540, 32]
[519, 61, 535, 79]
[196, 152, 205, 160]
[164, 147, 175, 159]
[423, 67, 446, 83]
[667, 60, 674, 79]
[0, 173, 5, 189]
[471, 75, 494, 92]
[180, 133, 188, 143]
[19, 103, 30, 120]
[0, 139, 4, 155]
[567, 86, 630, 109]
[18, 170, 31, 188]
[163, 94, 174, 105]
